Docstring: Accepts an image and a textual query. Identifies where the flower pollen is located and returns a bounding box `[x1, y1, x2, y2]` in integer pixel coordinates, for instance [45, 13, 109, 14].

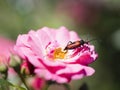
[53, 48, 67, 60]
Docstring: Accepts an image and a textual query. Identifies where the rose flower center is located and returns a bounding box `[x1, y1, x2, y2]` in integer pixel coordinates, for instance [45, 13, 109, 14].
[45, 42, 69, 60]
[53, 48, 67, 60]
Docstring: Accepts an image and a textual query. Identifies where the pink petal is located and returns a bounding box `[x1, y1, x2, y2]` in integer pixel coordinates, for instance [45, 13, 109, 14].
[56, 26, 70, 48]
[83, 66, 95, 76]
[69, 31, 80, 41]
[28, 30, 45, 54]
[76, 53, 95, 65]
[15, 34, 30, 47]
[35, 69, 68, 83]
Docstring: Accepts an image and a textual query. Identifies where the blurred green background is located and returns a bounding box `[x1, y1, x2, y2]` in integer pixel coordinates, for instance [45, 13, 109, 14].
[0, 0, 120, 90]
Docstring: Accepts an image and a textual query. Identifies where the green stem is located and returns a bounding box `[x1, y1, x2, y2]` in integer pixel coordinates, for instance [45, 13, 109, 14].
[43, 83, 49, 90]
[63, 83, 70, 90]
[43, 81, 54, 90]
[18, 73, 30, 90]
[12, 64, 30, 90]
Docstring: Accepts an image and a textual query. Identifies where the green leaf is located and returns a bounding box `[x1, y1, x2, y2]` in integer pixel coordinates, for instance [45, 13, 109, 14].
[0, 79, 26, 90]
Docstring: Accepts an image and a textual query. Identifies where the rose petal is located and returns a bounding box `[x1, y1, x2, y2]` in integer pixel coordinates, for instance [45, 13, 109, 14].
[56, 26, 70, 48]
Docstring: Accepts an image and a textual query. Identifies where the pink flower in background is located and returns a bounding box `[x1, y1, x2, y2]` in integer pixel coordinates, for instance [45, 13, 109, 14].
[7, 68, 19, 84]
[14, 26, 98, 83]
[56, 0, 101, 26]
[21, 60, 34, 75]
[27, 76, 45, 90]
[0, 36, 15, 67]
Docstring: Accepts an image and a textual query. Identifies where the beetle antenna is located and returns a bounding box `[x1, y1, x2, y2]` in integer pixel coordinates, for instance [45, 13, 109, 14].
[87, 38, 97, 43]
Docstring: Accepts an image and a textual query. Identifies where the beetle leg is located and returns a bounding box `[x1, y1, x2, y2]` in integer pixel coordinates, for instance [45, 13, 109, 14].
[64, 41, 73, 51]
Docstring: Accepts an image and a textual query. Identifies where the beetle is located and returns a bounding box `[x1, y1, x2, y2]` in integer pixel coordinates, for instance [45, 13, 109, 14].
[64, 40, 88, 50]
[64, 38, 97, 51]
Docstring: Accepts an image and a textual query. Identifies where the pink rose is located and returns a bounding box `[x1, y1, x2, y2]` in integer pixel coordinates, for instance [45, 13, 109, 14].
[0, 36, 15, 67]
[14, 26, 98, 83]
[21, 60, 34, 75]
[27, 76, 45, 90]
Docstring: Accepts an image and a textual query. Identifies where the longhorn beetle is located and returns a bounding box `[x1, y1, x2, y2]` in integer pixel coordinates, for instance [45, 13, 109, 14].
[64, 39, 96, 50]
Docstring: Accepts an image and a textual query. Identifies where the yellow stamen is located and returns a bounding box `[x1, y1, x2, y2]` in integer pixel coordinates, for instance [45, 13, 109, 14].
[53, 48, 67, 60]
